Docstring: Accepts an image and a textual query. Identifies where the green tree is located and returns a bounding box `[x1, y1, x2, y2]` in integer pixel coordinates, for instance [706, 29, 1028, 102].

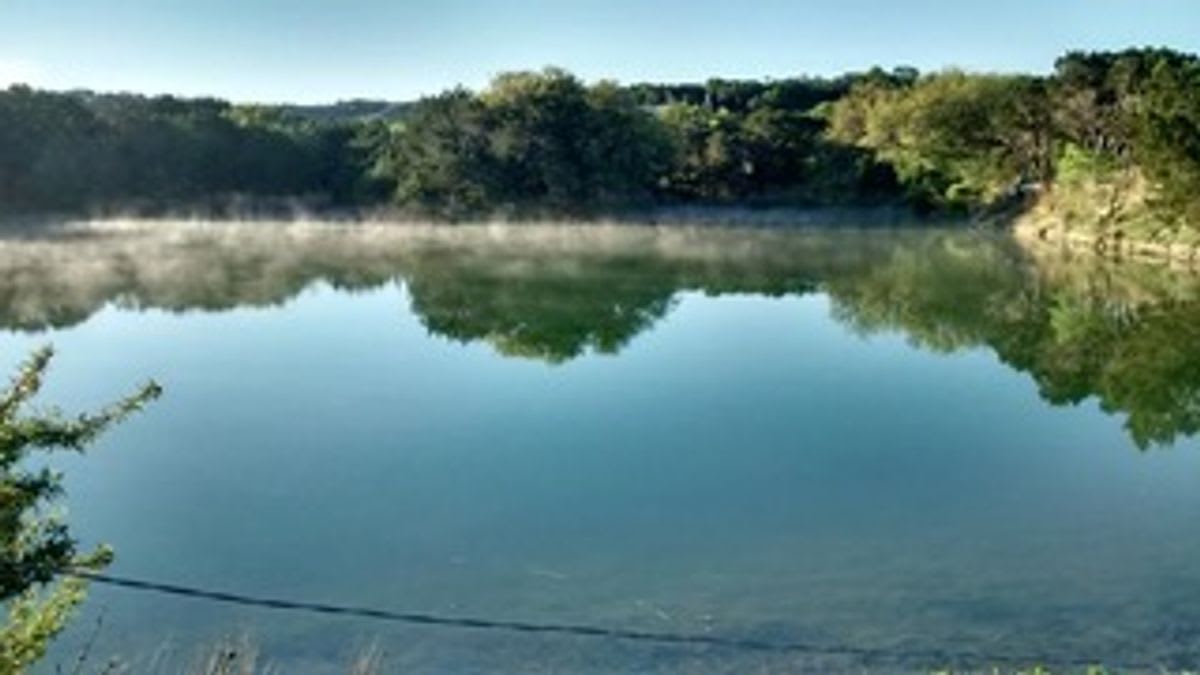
[0, 347, 160, 673]
[827, 71, 1053, 210]
[384, 89, 495, 217]
[384, 69, 672, 216]
[1135, 57, 1200, 225]
[658, 103, 750, 199]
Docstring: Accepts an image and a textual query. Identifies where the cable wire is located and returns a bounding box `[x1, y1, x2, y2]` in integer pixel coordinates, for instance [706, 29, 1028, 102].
[69, 569, 1160, 671]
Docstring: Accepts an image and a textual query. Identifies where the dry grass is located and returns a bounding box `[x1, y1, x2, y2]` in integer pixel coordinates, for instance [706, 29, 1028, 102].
[59, 633, 387, 675]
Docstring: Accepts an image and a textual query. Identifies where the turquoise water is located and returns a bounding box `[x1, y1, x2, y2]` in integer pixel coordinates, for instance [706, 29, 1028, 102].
[5, 222, 1200, 673]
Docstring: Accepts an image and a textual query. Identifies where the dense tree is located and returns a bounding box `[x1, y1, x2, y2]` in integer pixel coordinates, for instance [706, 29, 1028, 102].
[383, 69, 673, 217]
[1050, 49, 1196, 157]
[481, 70, 670, 211]
[1134, 56, 1200, 225]
[657, 104, 752, 200]
[626, 75, 854, 112]
[0, 87, 367, 213]
[1, 49, 1198, 232]
[382, 89, 496, 216]
[827, 72, 1054, 209]
[650, 98, 892, 204]
[1006, 49, 1200, 237]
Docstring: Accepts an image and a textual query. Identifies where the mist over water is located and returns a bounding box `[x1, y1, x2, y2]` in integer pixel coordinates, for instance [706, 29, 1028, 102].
[5, 221, 1200, 672]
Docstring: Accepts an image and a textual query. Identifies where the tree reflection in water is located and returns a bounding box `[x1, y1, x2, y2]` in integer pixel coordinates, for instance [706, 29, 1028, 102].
[1, 220, 1198, 447]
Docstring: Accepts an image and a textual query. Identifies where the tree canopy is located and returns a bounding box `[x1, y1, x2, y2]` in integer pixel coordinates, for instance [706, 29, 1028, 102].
[1, 48, 1198, 235]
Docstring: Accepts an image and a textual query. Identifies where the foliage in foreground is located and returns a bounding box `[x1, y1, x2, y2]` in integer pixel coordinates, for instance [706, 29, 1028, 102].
[0, 347, 160, 673]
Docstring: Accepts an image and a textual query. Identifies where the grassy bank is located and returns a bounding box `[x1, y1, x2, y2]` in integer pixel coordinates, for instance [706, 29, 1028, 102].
[1013, 159, 1200, 266]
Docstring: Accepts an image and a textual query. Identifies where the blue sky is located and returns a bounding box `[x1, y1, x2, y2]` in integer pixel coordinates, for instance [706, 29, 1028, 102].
[1, 1, 1197, 103]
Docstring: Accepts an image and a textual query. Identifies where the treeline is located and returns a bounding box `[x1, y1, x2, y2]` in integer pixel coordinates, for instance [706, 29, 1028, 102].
[827, 48, 1200, 232]
[374, 68, 908, 216]
[0, 87, 384, 212]
[2, 48, 1198, 230]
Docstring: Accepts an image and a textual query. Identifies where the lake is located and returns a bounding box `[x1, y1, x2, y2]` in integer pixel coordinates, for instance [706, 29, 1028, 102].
[5, 221, 1200, 673]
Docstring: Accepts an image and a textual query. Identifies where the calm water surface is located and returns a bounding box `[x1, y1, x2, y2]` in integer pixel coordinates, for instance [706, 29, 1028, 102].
[4, 222, 1200, 673]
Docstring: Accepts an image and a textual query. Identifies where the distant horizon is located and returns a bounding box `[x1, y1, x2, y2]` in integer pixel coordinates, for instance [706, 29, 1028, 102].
[2, 1, 1198, 104]
[3, 43, 1195, 107]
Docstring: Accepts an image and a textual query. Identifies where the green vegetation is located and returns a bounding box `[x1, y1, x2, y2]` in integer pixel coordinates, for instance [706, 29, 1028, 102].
[0, 347, 159, 673]
[826, 70, 1053, 209]
[373, 67, 903, 215]
[827, 49, 1200, 242]
[0, 87, 382, 212]
[3, 48, 1195, 241]
[378, 70, 675, 217]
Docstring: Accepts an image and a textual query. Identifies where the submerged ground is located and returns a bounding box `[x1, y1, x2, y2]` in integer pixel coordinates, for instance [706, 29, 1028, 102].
[4, 221, 1199, 673]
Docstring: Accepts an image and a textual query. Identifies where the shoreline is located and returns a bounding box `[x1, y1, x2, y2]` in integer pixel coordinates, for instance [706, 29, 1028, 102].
[1013, 219, 1200, 269]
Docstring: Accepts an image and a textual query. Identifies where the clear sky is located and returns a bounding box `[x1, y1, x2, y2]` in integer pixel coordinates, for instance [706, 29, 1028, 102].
[1, 0, 1197, 103]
